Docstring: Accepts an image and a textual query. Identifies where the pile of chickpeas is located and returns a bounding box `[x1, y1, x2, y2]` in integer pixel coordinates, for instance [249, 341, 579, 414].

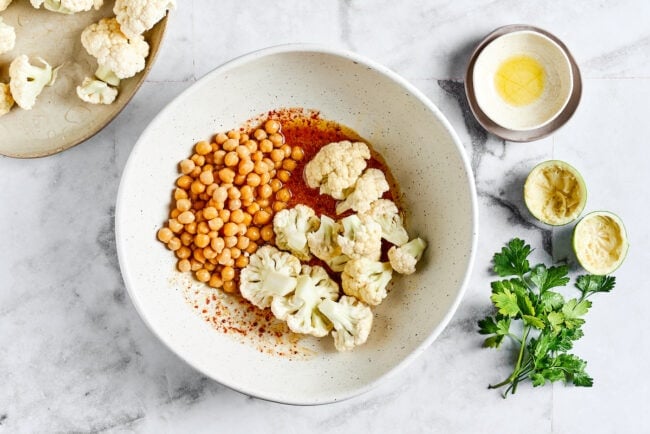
[156, 119, 304, 293]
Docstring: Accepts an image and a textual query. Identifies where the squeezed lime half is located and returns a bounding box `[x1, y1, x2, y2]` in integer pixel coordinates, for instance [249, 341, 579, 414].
[573, 211, 629, 275]
[524, 160, 587, 226]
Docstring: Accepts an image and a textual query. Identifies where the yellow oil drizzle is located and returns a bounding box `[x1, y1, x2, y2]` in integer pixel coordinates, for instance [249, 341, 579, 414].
[495, 55, 545, 106]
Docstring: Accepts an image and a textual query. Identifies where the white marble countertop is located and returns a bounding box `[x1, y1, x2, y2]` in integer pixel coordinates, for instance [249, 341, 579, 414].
[2, 1, 649, 432]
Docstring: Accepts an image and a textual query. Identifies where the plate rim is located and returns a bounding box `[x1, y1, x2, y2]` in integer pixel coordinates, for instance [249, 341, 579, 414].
[115, 43, 479, 405]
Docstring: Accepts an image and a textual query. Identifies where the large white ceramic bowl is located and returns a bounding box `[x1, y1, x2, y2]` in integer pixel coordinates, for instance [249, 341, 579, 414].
[116, 44, 478, 405]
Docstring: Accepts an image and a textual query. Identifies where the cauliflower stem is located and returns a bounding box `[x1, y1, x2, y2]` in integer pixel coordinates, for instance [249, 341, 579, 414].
[318, 296, 373, 352]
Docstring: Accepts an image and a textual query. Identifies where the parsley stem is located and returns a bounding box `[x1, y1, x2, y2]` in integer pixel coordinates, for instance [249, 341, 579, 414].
[488, 325, 531, 393]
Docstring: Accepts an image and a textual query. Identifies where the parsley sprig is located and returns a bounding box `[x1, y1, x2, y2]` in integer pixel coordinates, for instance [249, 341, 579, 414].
[478, 238, 616, 397]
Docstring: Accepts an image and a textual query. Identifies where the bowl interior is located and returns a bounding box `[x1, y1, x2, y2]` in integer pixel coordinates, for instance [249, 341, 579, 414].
[116, 46, 477, 404]
[473, 30, 573, 131]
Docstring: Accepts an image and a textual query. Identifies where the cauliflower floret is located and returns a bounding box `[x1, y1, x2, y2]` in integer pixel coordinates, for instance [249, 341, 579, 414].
[273, 205, 319, 261]
[336, 168, 389, 215]
[0, 18, 16, 55]
[306, 214, 350, 272]
[341, 258, 393, 306]
[114, 0, 176, 39]
[305, 140, 370, 200]
[30, 0, 103, 14]
[9, 55, 57, 110]
[239, 246, 301, 309]
[81, 17, 149, 83]
[364, 199, 409, 246]
[76, 77, 118, 105]
[0, 83, 14, 116]
[318, 296, 373, 352]
[271, 265, 339, 337]
[388, 237, 427, 275]
[0, 0, 12, 12]
[337, 214, 382, 261]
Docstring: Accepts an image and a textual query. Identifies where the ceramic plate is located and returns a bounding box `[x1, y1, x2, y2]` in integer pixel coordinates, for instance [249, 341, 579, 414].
[116, 45, 478, 405]
[0, 1, 167, 158]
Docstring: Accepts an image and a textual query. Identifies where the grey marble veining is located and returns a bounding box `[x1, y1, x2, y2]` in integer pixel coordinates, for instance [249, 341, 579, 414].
[2, 1, 650, 433]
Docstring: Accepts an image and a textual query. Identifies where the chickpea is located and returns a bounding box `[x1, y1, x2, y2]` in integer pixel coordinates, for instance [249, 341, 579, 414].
[280, 144, 291, 158]
[240, 185, 254, 201]
[228, 198, 241, 211]
[259, 139, 273, 153]
[215, 132, 228, 144]
[235, 255, 249, 268]
[211, 237, 225, 253]
[180, 232, 193, 246]
[209, 274, 223, 288]
[178, 259, 191, 272]
[194, 233, 210, 248]
[253, 128, 267, 141]
[190, 180, 205, 194]
[217, 248, 231, 265]
[212, 186, 228, 203]
[224, 235, 238, 248]
[176, 246, 191, 259]
[260, 172, 271, 185]
[238, 159, 254, 176]
[221, 266, 235, 282]
[236, 145, 251, 159]
[264, 119, 281, 134]
[204, 262, 216, 272]
[237, 223, 247, 235]
[247, 202, 260, 215]
[195, 268, 210, 282]
[239, 133, 249, 144]
[197, 221, 209, 234]
[277, 170, 291, 183]
[192, 200, 206, 211]
[168, 218, 183, 233]
[178, 211, 195, 224]
[282, 159, 297, 171]
[167, 237, 181, 251]
[208, 230, 218, 239]
[219, 209, 230, 222]
[234, 174, 246, 185]
[193, 248, 206, 263]
[246, 226, 260, 241]
[223, 280, 237, 293]
[223, 222, 239, 237]
[176, 175, 192, 189]
[199, 170, 214, 185]
[269, 178, 283, 192]
[272, 201, 287, 213]
[256, 183, 271, 199]
[230, 209, 245, 223]
[291, 146, 304, 161]
[190, 166, 202, 178]
[261, 225, 274, 241]
[170, 209, 181, 219]
[206, 183, 218, 197]
[227, 186, 241, 200]
[213, 150, 226, 165]
[174, 198, 190, 212]
[227, 130, 241, 141]
[245, 241, 258, 254]
[195, 141, 212, 155]
[190, 154, 205, 168]
[236, 236, 250, 250]
[173, 188, 188, 200]
[218, 168, 235, 184]
[244, 139, 258, 153]
[251, 151, 263, 162]
[254, 160, 269, 175]
[257, 198, 270, 208]
[185, 222, 197, 234]
[242, 212, 252, 226]
[276, 187, 292, 202]
[246, 173, 261, 187]
[270, 149, 284, 163]
[223, 138, 238, 151]
[224, 151, 239, 167]
[207, 217, 224, 231]
[203, 246, 217, 260]
[179, 159, 195, 174]
[157, 227, 173, 243]
[202, 206, 217, 220]
[254, 210, 271, 225]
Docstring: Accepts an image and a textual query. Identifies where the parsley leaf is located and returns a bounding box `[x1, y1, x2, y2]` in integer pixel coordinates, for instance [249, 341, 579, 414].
[482, 238, 616, 398]
[493, 238, 532, 277]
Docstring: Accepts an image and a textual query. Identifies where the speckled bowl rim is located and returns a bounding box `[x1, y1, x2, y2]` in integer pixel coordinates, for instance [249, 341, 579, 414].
[465, 24, 582, 142]
[116, 43, 479, 405]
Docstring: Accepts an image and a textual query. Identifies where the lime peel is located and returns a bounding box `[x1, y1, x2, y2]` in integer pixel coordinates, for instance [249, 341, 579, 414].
[573, 211, 629, 275]
[524, 160, 587, 226]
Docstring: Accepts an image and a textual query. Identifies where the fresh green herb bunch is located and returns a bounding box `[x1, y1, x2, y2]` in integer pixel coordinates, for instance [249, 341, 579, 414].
[478, 238, 615, 398]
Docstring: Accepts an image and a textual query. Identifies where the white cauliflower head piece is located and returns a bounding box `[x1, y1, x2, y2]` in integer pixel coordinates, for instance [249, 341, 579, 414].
[0, 0, 12, 12]
[239, 246, 301, 309]
[9, 55, 57, 110]
[337, 214, 382, 261]
[342, 258, 393, 306]
[364, 199, 409, 246]
[271, 265, 339, 337]
[304, 140, 370, 200]
[388, 237, 427, 275]
[318, 296, 373, 352]
[306, 214, 350, 272]
[0, 83, 14, 116]
[76, 77, 118, 105]
[81, 17, 150, 81]
[114, 0, 176, 39]
[0, 18, 16, 55]
[336, 168, 389, 215]
[30, 0, 103, 14]
[273, 204, 319, 261]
